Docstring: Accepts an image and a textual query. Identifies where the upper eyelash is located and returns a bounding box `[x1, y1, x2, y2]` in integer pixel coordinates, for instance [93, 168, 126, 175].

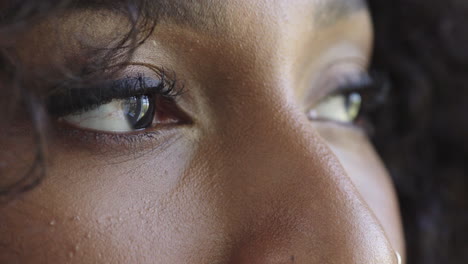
[46, 72, 180, 117]
[333, 72, 390, 105]
[331, 72, 374, 95]
[331, 71, 391, 126]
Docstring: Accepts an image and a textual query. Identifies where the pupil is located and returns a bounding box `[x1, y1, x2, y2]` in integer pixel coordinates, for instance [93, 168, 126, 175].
[123, 95, 154, 130]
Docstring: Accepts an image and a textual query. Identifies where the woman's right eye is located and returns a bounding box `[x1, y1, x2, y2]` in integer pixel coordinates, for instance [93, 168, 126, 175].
[62, 95, 156, 133]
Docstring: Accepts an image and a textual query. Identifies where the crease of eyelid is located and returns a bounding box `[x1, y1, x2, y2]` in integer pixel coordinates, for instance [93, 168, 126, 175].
[44, 62, 172, 98]
[43, 63, 168, 96]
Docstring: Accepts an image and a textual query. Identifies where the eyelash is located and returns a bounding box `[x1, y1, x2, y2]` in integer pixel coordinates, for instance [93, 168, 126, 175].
[331, 72, 389, 126]
[46, 68, 388, 139]
[46, 70, 181, 118]
[350, 72, 388, 110]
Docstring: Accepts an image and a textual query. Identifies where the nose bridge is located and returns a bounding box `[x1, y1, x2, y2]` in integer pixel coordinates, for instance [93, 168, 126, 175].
[224, 102, 344, 224]
[217, 94, 397, 263]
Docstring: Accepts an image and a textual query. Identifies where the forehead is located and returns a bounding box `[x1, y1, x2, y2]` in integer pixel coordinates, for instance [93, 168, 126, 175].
[72, 0, 366, 34]
[15, 0, 370, 82]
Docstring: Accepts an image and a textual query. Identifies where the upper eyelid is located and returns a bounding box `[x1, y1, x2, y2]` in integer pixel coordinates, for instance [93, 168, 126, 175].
[46, 75, 174, 117]
[301, 57, 368, 106]
[327, 72, 374, 96]
[304, 70, 371, 111]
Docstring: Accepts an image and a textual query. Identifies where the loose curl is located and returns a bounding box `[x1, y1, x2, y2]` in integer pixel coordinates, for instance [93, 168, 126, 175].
[0, 0, 156, 198]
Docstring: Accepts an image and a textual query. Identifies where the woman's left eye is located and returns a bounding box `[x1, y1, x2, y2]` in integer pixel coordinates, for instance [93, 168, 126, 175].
[306, 70, 386, 125]
[307, 92, 362, 123]
[62, 95, 156, 133]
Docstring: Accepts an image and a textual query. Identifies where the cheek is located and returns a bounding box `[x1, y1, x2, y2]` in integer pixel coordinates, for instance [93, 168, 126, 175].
[0, 134, 205, 263]
[315, 123, 404, 255]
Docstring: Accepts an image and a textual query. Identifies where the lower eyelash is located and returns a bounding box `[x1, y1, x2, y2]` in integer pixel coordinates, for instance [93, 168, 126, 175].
[52, 120, 183, 159]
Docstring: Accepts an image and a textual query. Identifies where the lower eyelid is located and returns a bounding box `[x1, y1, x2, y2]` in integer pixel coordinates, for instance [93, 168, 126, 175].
[52, 119, 184, 156]
[310, 117, 360, 128]
[311, 119, 368, 138]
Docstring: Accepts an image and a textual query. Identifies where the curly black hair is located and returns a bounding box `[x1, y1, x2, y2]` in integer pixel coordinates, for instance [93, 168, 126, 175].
[1, 0, 467, 263]
[368, 0, 468, 263]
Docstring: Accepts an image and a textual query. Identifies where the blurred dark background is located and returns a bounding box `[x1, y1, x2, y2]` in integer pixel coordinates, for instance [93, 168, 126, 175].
[368, 0, 468, 263]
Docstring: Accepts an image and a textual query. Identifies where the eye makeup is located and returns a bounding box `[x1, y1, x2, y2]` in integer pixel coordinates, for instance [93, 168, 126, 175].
[46, 75, 180, 118]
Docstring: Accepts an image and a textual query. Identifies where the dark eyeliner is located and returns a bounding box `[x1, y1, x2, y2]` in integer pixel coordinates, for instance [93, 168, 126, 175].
[47, 76, 177, 117]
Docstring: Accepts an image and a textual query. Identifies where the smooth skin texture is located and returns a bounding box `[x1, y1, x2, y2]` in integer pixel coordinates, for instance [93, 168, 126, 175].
[1, 0, 404, 263]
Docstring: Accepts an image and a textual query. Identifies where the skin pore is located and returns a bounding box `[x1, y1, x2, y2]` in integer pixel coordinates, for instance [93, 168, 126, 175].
[1, 0, 404, 263]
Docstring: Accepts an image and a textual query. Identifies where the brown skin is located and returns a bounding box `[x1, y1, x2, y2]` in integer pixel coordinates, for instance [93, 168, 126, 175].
[1, 0, 404, 263]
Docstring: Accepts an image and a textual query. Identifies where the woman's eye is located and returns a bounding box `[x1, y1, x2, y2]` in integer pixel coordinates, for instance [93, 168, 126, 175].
[62, 95, 156, 133]
[307, 92, 362, 123]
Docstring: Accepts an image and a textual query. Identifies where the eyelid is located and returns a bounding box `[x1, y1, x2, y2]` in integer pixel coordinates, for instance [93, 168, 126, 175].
[306, 71, 390, 129]
[46, 75, 178, 117]
[328, 72, 373, 95]
[303, 60, 367, 108]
